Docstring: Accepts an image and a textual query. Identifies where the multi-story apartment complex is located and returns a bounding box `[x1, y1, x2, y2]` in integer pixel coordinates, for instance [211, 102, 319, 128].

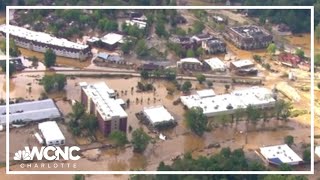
[0, 25, 90, 60]
[79, 82, 127, 136]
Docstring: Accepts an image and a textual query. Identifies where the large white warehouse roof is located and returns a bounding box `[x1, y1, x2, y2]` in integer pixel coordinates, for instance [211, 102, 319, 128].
[0, 99, 61, 124]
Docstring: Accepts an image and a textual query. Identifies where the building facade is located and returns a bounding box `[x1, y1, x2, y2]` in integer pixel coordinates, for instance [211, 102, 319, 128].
[0, 25, 90, 60]
[180, 87, 276, 117]
[224, 25, 273, 50]
[80, 82, 127, 136]
[177, 58, 203, 71]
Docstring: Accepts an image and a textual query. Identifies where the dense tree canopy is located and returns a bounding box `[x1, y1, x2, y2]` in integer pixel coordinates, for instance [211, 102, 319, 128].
[109, 131, 128, 147]
[185, 107, 208, 136]
[131, 128, 151, 153]
[41, 74, 66, 92]
[243, 1, 311, 33]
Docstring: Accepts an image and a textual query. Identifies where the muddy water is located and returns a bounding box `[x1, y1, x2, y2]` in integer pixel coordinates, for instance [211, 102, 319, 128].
[284, 34, 311, 57]
[7, 74, 311, 171]
[225, 40, 267, 60]
[0, 74, 6, 99]
[19, 48, 91, 69]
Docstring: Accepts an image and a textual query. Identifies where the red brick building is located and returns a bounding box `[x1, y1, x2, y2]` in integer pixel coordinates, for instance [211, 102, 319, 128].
[79, 82, 127, 136]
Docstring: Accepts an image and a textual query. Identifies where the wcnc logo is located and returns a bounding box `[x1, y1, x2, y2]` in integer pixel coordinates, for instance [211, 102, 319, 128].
[13, 146, 81, 161]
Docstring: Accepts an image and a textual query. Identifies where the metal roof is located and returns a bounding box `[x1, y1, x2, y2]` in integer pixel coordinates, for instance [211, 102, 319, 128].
[0, 99, 61, 124]
[143, 106, 174, 125]
[0, 25, 88, 50]
[260, 144, 303, 165]
[38, 121, 65, 143]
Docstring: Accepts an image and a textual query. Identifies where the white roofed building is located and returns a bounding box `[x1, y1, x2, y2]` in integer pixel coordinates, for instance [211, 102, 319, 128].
[125, 19, 147, 29]
[204, 57, 226, 72]
[196, 89, 215, 98]
[230, 59, 255, 70]
[0, 25, 90, 60]
[259, 144, 303, 166]
[100, 33, 124, 50]
[142, 106, 176, 128]
[0, 99, 61, 125]
[38, 121, 65, 146]
[80, 82, 127, 136]
[180, 87, 276, 117]
[177, 58, 203, 71]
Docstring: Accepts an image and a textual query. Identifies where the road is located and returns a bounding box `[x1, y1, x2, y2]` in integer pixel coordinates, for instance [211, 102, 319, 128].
[19, 68, 265, 82]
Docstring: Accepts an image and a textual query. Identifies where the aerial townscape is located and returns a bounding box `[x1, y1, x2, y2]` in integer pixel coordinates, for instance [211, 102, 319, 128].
[0, 0, 318, 180]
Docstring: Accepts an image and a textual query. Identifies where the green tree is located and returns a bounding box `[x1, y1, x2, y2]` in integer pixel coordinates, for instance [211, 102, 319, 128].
[0, 40, 5, 53]
[181, 81, 192, 93]
[316, 54, 320, 66]
[186, 49, 195, 57]
[295, 49, 305, 58]
[80, 114, 98, 136]
[274, 99, 292, 120]
[155, 22, 167, 38]
[253, 54, 262, 63]
[109, 130, 128, 147]
[135, 39, 148, 57]
[192, 20, 205, 34]
[185, 107, 208, 136]
[30, 56, 39, 67]
[284, 135, 294, 146]
[121, 40, 133, 54]
[303, 148, 311, 162]
[267, 43, 276, 55]
[246, 105, 261, 123]
[196, 74, 206, 84]
[1, 62, 15, 77]
[196, 47, 204, 57]
[278, 163, 292, 171]
[44, 49, 56, 68]
[9, 39, 21, 57]
[131, 128, 151, 153]
[234, 108, 245, 123]
[164, 69, 176, 81]
[55, 74, 66, 91]
[140, 70, 149, 79]
[41, 74, 66, 92]
[70, 101, 85, 120]
[316, 23, 320, 42]
[41, 75, 55, 92]
[73, 174, 85, 180]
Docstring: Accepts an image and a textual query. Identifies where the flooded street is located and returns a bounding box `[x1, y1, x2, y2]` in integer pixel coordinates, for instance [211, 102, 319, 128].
[19, 48, 91, 69]
[284, 33, 311, 57]
[6, 74, 311, 171]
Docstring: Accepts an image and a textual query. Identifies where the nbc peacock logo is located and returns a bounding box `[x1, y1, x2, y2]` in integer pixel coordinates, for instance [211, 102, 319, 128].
[13, 150, 32, 161]
[13, 146, 81, 161]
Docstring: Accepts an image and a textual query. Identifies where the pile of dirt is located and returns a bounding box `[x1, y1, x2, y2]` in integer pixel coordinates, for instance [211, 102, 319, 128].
[81, 148, 101, 161]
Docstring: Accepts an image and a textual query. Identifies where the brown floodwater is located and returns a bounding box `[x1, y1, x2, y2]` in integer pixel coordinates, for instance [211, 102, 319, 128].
[19, 48, 91, 69]
[284, 33, 311, 57]
[225, 40, 267, 60]
[7, 74, 311, 171]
